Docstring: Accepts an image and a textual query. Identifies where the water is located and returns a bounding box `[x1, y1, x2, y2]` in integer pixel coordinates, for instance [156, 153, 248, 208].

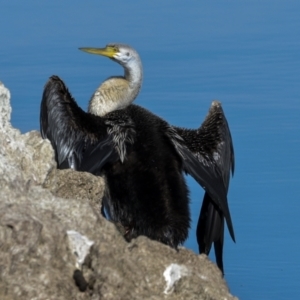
[1, 1, 300, 298]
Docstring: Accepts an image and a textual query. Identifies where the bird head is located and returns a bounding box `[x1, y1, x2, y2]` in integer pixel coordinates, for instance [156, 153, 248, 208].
[79, 43, 141, 69]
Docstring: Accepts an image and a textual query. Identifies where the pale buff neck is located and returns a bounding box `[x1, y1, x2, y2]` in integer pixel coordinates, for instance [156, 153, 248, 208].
[88, 60, 143, 117]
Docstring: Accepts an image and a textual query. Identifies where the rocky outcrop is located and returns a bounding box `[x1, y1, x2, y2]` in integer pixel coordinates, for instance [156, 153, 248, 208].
[0, 81, 237, 299]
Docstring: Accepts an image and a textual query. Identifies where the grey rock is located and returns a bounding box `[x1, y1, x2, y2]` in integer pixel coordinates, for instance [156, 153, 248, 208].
[43, 168, 105, 215]
[0, 81, 238, 299]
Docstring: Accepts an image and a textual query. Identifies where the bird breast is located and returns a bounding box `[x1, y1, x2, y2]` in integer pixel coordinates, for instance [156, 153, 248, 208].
[88, 78, 134, 117]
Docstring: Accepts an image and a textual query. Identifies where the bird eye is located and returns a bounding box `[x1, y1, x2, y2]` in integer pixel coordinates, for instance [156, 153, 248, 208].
[126, 52, 130, 56]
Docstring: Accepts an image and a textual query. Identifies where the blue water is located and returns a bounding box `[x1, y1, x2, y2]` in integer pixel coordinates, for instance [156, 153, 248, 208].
[1, 1, 300, 299]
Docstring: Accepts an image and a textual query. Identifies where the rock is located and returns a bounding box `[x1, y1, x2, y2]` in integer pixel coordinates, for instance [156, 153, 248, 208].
[0, 81, 238, 299]
[43, 168, 105, 215]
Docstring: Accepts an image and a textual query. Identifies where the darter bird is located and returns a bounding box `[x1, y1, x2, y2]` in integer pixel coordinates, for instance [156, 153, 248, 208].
[40, 43, 235, 274]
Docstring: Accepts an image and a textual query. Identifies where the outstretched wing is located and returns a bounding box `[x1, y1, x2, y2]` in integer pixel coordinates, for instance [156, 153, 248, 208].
[40, 75, 117, 173]
[171, 101, 235, 274]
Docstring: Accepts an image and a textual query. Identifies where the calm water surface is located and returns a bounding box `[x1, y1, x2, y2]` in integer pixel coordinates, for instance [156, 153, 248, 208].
[1, 1, 300, 299]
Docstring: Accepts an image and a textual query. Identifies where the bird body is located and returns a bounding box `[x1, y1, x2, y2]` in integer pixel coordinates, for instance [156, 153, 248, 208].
[100, 105, 190, 246]
[40, 43, 235, 274]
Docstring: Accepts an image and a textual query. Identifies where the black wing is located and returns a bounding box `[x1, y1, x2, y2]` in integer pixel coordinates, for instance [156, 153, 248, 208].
[40, 75, 118, 173]
[172, 101, 235, 274]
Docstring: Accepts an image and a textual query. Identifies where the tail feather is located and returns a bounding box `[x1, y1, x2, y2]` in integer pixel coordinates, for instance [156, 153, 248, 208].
[197, 192, 225, 275]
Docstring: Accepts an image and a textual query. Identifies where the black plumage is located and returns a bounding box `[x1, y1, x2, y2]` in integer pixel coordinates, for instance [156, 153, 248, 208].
[40, 75, 235, 273]
[175, 101, 235, 273]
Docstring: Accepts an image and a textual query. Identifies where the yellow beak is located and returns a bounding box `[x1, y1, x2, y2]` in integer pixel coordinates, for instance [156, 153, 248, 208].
[79, 46, 118, 58]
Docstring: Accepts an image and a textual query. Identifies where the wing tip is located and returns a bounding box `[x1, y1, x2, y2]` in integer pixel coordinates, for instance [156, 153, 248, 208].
[209, 100, 225, 114]
[211, 100, 222, 107]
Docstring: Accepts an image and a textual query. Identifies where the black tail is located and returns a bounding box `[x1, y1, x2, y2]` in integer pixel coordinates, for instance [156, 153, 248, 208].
[197, 192, 225, 275]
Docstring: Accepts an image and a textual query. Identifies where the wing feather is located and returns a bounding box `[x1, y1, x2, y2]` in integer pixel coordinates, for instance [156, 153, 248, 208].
[172, 101, 235, 274]
[40, 75, 116, 172]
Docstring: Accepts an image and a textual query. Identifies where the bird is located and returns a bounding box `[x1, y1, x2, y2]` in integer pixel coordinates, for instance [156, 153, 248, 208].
[40, 43, 235, 274]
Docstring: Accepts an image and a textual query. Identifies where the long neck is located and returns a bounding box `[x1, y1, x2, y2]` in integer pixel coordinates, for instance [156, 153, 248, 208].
[88, 61, 143, 117]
